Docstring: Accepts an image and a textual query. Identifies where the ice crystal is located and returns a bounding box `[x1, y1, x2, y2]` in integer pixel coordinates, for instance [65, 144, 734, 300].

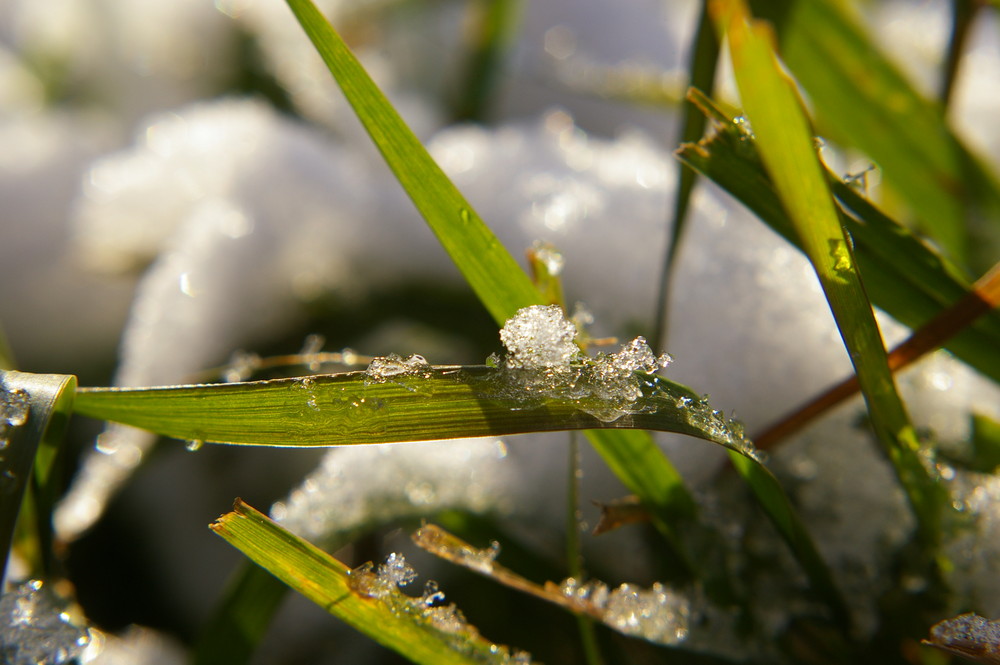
[348, 554, 533, 663]
[499, 305, 579, 370]
[559, 577, 690, 645]
[0, 580, 90, 665]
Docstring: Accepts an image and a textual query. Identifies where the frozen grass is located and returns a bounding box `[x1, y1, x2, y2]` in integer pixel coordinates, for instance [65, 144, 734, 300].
[2, 0, 1000, 664]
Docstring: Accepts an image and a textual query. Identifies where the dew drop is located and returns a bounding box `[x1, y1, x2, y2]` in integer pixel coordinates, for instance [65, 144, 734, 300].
[185, 439, 204, 452]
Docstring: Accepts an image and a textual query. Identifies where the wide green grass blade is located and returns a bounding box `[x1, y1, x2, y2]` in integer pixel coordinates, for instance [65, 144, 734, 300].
[675, 93, 1000, 385]
[748, 0, 1000, 269]
[72, 367, 756, 456]
[717, 1, 948, 549]
[0, 370, 76, 586]
[210, 500, 525, 665]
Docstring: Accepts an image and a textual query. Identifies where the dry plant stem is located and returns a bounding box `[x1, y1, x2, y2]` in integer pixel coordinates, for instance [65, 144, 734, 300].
[412, 524, 602, 620]
[755, 262, 1000, 449]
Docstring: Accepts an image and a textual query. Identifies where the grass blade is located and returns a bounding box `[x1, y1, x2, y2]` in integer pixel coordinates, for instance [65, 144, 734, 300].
[0, 370, 76, 586]
[715, 0, 948, 549]
[283, 0, 541, 326]
[748, 0, 1000, 269]
[210, 500, 527, 665]
[675, 92, 1000, 385]
[72, 366, 757, 457]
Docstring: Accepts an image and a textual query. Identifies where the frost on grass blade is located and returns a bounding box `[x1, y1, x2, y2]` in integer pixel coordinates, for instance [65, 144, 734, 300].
[0, 580, 91, 665]
[414, 523, 691, 648]
[364, 353, 431, 384]
[347, 553, 534, 664]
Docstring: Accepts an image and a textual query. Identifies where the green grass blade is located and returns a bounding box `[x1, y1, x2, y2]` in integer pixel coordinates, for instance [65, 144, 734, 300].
[71, 367, 756, 456]
[727, 451, 850, 629]
[748, 0, 1000, 269]
[0, 370, 76, 586]
[654, 0, 720, 350]
[718, 1, 948, 548]
[210, 500, 526, 665]
[675, 94, 1000, 385]
[283, 0, 541, 325]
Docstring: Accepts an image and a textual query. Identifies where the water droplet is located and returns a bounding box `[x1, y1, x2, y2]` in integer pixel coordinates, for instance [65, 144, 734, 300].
[459, 208, 472, 225]
[185, 439, 204, 452]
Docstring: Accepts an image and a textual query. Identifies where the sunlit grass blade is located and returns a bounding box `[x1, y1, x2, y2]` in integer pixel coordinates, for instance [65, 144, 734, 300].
[675, 92, 1000, 385]
[283, 0, 541, 326]
[71, 366, 756, 457]
[715, 1, 948, 550]
[748, 0, 1000, 269]
[210, 500, 528, 665]
[0, 370, 76, 586]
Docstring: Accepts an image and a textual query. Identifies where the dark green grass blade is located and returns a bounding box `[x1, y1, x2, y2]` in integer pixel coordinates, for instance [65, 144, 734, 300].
[718, 1, 948, 551]
[0, 370, 76, 586]
[748, 0, 1000, 269]
[210, 500, 525, 665]
[654, 0, 720, 350]
[451, 0, 523, 123]
[676, 93, 1000, 385]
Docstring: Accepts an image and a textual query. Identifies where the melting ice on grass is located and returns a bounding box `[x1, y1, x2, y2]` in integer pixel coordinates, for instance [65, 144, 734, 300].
[0, 580, 90, 665]
[347, 553, 533, 664]
[364, 353, 431, 383]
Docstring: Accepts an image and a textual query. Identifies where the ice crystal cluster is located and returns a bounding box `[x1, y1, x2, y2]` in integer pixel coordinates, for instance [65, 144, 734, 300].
[497, 304, 676, 423]
[0, 580, 90, 665]
[348, 554, 533, 664]
[559, 577, 690, 645]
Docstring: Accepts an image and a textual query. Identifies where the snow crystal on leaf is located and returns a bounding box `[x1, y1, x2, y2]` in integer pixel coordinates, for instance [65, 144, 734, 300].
[499, 305, 579, 370]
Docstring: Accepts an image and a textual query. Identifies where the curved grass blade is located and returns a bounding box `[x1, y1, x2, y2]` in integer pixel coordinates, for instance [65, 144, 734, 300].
[715, 0, 948, 550]
[210, 500, 528, 665]
[72, 366, 757, 457]
[0, 370, 76, 586]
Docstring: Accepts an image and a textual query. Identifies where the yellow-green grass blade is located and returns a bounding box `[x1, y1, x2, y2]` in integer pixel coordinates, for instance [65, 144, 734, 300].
[717, 1, 949, 550]
[210, 500, 525, 665]
[748, 0, 1000, 270]
[675, 93, 1000, 385]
